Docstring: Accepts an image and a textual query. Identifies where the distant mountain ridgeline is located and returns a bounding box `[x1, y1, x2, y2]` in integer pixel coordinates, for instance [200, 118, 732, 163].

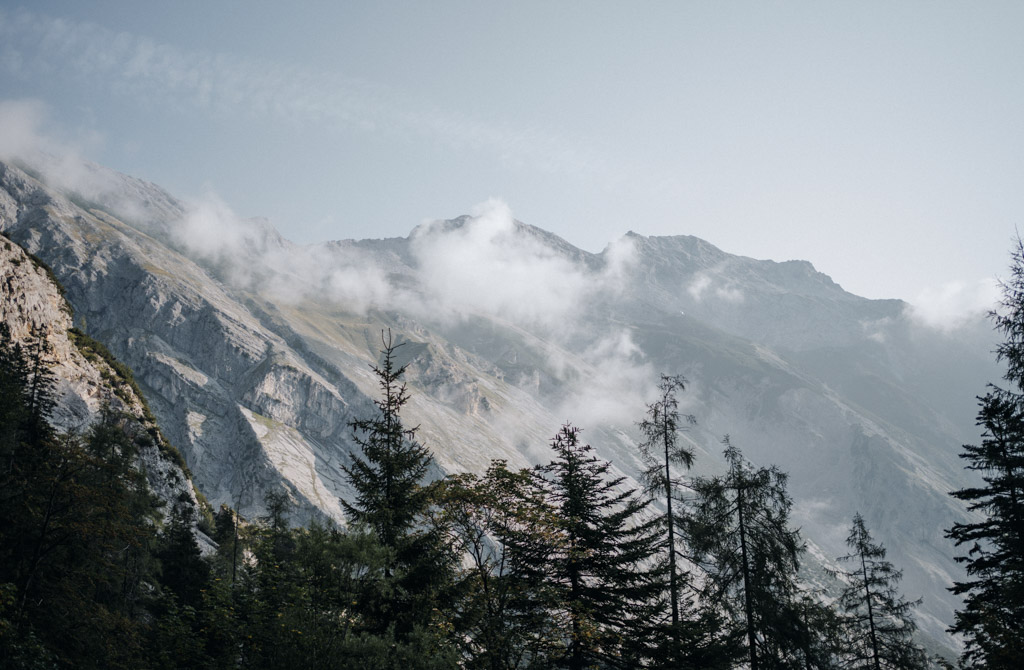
[0, 239, 941, 667]
[0, 157, 998, 652]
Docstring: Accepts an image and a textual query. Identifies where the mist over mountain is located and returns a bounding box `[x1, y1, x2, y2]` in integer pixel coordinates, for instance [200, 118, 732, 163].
[0, 155, 998, 652]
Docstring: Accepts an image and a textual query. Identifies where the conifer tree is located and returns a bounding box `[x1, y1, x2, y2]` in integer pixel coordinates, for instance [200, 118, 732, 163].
[157, 499, 211, 609]
[686, 437, 807, 670]
[526, 423, 663, 670]
[946, 238, 1024, 668]
[0, 323, 30, 460]
[340, 330, 457, 652]
[834, 513, 926, 670]
[636, 374, 695, 636]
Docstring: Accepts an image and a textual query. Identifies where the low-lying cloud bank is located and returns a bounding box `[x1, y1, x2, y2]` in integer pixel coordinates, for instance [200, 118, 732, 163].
[169, 193, 660, 426]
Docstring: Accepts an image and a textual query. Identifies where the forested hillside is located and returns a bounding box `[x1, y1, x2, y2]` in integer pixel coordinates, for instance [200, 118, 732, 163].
[5, 229, 1024, 668]
[0, 158, 997, 648]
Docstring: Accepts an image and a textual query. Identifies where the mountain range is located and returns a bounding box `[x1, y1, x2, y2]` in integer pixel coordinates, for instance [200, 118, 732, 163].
[0, 156, 998, 653]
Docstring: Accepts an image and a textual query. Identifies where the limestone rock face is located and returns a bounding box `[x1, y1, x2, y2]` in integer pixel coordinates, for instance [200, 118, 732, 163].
[0, 234, 198, 523]
[0, 158, 997, 651]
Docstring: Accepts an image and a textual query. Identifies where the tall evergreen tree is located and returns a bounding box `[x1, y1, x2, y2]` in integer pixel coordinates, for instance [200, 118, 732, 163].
[834, 513, 926, 670]
[528, 423, 663, 670]
[636, 374, 695, 637]
[946, 238, 1024, 669]
[686, 438, 807, 670]
[340, 330, 458, 653]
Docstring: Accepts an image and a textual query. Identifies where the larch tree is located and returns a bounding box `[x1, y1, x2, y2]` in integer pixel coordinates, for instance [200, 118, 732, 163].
[834, 513, 926, 670]
[686, 438, 809, 670]
[636, 374, 695, 635]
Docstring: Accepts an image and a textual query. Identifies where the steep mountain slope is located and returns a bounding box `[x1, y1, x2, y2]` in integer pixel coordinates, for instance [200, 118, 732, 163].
[0, 231, 201, 521]
[0, 158, 995, 649]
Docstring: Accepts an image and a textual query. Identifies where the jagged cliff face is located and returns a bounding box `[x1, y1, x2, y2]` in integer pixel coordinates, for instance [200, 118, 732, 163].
[0, 158, 996, 649]
[0, 233, 198, 519]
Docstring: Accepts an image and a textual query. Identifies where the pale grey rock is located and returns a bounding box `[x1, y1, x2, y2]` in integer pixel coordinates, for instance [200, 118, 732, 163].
[1, 156, 993, 655]
[0, 235, 200, 528]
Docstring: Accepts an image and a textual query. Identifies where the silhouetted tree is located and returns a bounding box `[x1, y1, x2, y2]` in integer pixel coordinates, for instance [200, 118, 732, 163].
[637, 374, 695, 634]
[834, 513, 926, 670]
[946, 240, 1024, 668]
[947, 390, 1024, 668]
[687, 438, 807, 669]
[521, 424, 663, 669]
[340, 330, 458, 658]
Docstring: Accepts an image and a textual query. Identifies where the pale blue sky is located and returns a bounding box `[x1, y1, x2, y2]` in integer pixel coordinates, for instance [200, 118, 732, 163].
[0, 1, 1021, 313]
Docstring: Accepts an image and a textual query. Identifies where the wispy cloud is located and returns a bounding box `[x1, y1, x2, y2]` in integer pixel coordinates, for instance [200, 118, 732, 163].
[0, 7, 611, 183]
[906, 278, 999, 332]
[686, 270, 744, 304]
[166, 192, 657, 429]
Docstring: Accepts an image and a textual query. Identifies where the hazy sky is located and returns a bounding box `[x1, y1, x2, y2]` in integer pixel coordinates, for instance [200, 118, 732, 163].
[0, 1, 1020, 312]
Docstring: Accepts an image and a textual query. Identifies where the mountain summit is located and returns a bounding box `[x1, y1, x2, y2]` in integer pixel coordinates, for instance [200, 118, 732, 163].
[0, 157, 994, 650]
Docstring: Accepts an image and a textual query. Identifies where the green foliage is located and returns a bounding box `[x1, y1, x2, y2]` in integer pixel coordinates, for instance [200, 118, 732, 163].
[0, 320, 884, 669]
[686, 438, 812, 670]
[834, 513, 927, 669]
[636, 374, 708, 666]
[946, 239, 1024, 669]
[340, 331, 459, 650]
[0, 346, 163, 668]
[528, 423, 665, 669]
[441, 461, 562, 669]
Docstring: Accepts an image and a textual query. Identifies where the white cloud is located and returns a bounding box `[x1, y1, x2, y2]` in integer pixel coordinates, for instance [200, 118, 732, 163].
[0, 8, 611, 184]
[553, 330, 657, 428]
[860, 317, 894, 344]
[687, 270, 744, 303]
[173, 192, 392, 312]
[906, 278, 999, 331]
[715, 285, 745, 303]
[687, 273, 712, 301]
[410, 199, 593, 330]
[602, 234, 639, 284]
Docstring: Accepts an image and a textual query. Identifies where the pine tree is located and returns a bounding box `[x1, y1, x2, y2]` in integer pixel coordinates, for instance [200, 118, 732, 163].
[946, 238, 1024, 668]
[834, 513, 926, 670]
[528, 423, 663, 670]
[686, 437, 807, 670]
[340, 330, 457, 653]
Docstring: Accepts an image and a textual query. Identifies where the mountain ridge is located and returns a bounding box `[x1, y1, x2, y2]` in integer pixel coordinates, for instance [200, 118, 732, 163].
[0, 156, 996, 651]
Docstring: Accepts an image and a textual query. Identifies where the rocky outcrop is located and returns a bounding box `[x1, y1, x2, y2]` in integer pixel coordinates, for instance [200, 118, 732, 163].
[0, 234, 200, 526]
[0, 157, 994, 651]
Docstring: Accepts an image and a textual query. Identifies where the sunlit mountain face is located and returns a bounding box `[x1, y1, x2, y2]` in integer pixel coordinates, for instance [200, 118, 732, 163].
[1, 157, 997, 653]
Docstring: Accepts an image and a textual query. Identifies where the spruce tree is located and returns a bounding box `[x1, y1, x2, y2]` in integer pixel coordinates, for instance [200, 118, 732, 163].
[945, 238, 1024, 668]
[340, 330, 457, 652]
[528, 423, 662, 670]
[834, 513, 926, 670]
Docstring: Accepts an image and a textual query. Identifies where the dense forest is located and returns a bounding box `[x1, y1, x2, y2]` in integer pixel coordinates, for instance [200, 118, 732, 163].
[2, 243, 1023, 669]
